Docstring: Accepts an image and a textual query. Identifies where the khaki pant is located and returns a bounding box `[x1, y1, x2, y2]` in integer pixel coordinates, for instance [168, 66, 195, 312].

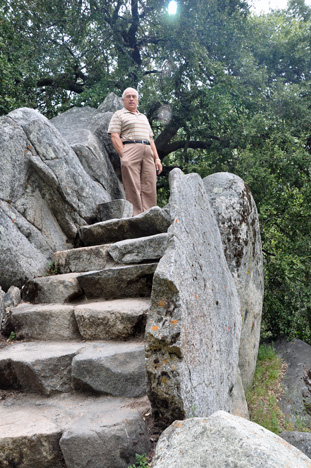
[121, 143, 157, 216]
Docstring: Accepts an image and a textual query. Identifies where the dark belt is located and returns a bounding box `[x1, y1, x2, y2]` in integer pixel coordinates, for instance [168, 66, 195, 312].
[123, 140, 150, 145]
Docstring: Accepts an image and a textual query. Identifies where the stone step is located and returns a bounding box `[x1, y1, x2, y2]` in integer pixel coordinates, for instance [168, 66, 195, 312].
[11, 303, 81, 341]
[72, 341, 146, 397]
[11, 298, 150, 341]
[79, 205, 171, 246]
[0, 392, 150, 468]
[0, 341, 83, 395]
[53, 233, 168, 274]
[53, 244, 113, 274]
[21, 263, 157, 304]
[77, 263, 157, 300]
[74, 298, 150, 340]
[21, 273, 83, 304]
[0, 340, 146, 397]
[108, 233, 168, 264]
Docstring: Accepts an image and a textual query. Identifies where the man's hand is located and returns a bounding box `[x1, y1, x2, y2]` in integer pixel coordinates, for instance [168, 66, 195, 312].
[110, 133, 124, 156]
[155, 158, 163, 175]
[150, 138, 162, 175]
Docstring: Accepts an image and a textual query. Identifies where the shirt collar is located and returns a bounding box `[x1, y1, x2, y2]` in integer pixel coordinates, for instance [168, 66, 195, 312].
[122, 107, 141, 114]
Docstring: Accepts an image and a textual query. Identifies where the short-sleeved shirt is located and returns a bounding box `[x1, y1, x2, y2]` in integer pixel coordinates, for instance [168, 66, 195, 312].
[108, 107, 153, 141]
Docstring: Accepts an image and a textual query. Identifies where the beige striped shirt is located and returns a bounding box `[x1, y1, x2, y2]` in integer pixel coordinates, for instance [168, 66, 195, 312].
[108, 107, 153, 141]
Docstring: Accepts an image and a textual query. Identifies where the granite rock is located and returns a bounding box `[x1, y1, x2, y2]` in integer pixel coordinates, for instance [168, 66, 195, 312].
[77, 263, 157, 300]
[97, 199, 133, 221]
[72, 341, 146, 397]
[0, 341, 83, 395]
[152, 411, 311, 468]
[145, 169, 241, 424]
[204, 172, 264, 391]
[279, 431, 311, 459]
[108, 233, 168, 264]
[79, 206, 171, 246]
[60, 402, 150, 468]
[11, 303, 80, 341]
[74, 298, 150, 340]
[0, 96, 123, 291]
[273, 338, 311, 428]
[21, 273, 83, 304]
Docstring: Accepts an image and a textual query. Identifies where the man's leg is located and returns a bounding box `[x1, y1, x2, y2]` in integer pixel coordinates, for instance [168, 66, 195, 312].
[121, 144, 143, 216]
[140, 145, 157, 211]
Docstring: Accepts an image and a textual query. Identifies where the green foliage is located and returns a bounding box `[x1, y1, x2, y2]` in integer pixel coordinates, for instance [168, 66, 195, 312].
[45, 261, 59, 276]
[8, 331, 16, 342]
[128, 453, 150, 468]
[247, 344, 293, 434]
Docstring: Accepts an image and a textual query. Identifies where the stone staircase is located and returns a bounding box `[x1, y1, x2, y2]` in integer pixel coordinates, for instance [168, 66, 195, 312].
[0, 206, 171, 468]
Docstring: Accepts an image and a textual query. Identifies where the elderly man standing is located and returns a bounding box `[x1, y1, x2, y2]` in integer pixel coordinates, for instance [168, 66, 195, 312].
[108, 88, 163, 216]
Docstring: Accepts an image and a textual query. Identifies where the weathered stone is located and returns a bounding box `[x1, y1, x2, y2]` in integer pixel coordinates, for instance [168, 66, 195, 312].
[145, 169, 241, 424]
[108, 233, 168, 264]
[72, 341, 146, 397]
[97, 199, 133, 221]
[4, 286, 21, 308]
[77, 263, 157, 300]
[0, 341, 83, 395]
[204, 172, 264, 391]
[60, 400, 150, 468]
[231, 369, 249, 419]
[74, 298, 150, 340]
[54, 244, 112, 273]
[273, 338, 311, 428]
[97, 92, 123, 113]
[0, 392, 149, 468]
[21, 273, 83, 304]
[279, 431, 311, 459]
[0, 429, 63, 468]
[0, 201, 50, 290]
[11, 303, 81, 340]
[51, 102, 124, 202]
[152, 411, 311, 468]
[79, 206, 171, 246]
[0, 97, 123, 291]
[8, 107, 109, 224]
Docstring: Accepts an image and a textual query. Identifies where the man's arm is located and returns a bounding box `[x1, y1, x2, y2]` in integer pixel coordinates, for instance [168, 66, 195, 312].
[150, 138, 163, 175]
[110, 133, 124, 156]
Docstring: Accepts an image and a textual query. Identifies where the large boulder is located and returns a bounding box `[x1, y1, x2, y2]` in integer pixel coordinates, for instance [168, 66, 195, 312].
[203, 172, 264, 391]
[0, 96, 123, 291]
[273, 338, 311, 428]
[51, 93, 124, 198]
[280, 431, 311, 459]
[152, 411, 311, 468]
[145, 169, 241, 424]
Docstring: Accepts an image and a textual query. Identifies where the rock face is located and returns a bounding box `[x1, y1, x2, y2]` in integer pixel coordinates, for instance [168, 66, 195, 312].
[145, 169, 241, 424]
[280, 431, 311, 459]
[152, 411, 311, 468]
[0, 94, 124, 291]
[50, 93, 124, 199]
[60, 401, 150, 468]
[203, 172, 264, 391]
[273, 338, 311, 428]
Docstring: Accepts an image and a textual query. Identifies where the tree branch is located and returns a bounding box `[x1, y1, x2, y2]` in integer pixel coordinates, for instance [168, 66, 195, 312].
[37, 76, 85, 93]
[157, 139, 220, 158]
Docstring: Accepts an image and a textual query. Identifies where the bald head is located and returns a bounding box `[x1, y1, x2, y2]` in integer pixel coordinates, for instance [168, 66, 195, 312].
[122, 88, 139, 112]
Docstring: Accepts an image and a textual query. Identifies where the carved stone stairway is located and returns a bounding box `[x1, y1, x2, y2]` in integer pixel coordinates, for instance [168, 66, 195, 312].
[0, 206, 171, 468]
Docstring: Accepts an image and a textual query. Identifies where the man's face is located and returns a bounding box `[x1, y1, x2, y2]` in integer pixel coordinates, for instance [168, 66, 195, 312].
[122, 90, 138, 112]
